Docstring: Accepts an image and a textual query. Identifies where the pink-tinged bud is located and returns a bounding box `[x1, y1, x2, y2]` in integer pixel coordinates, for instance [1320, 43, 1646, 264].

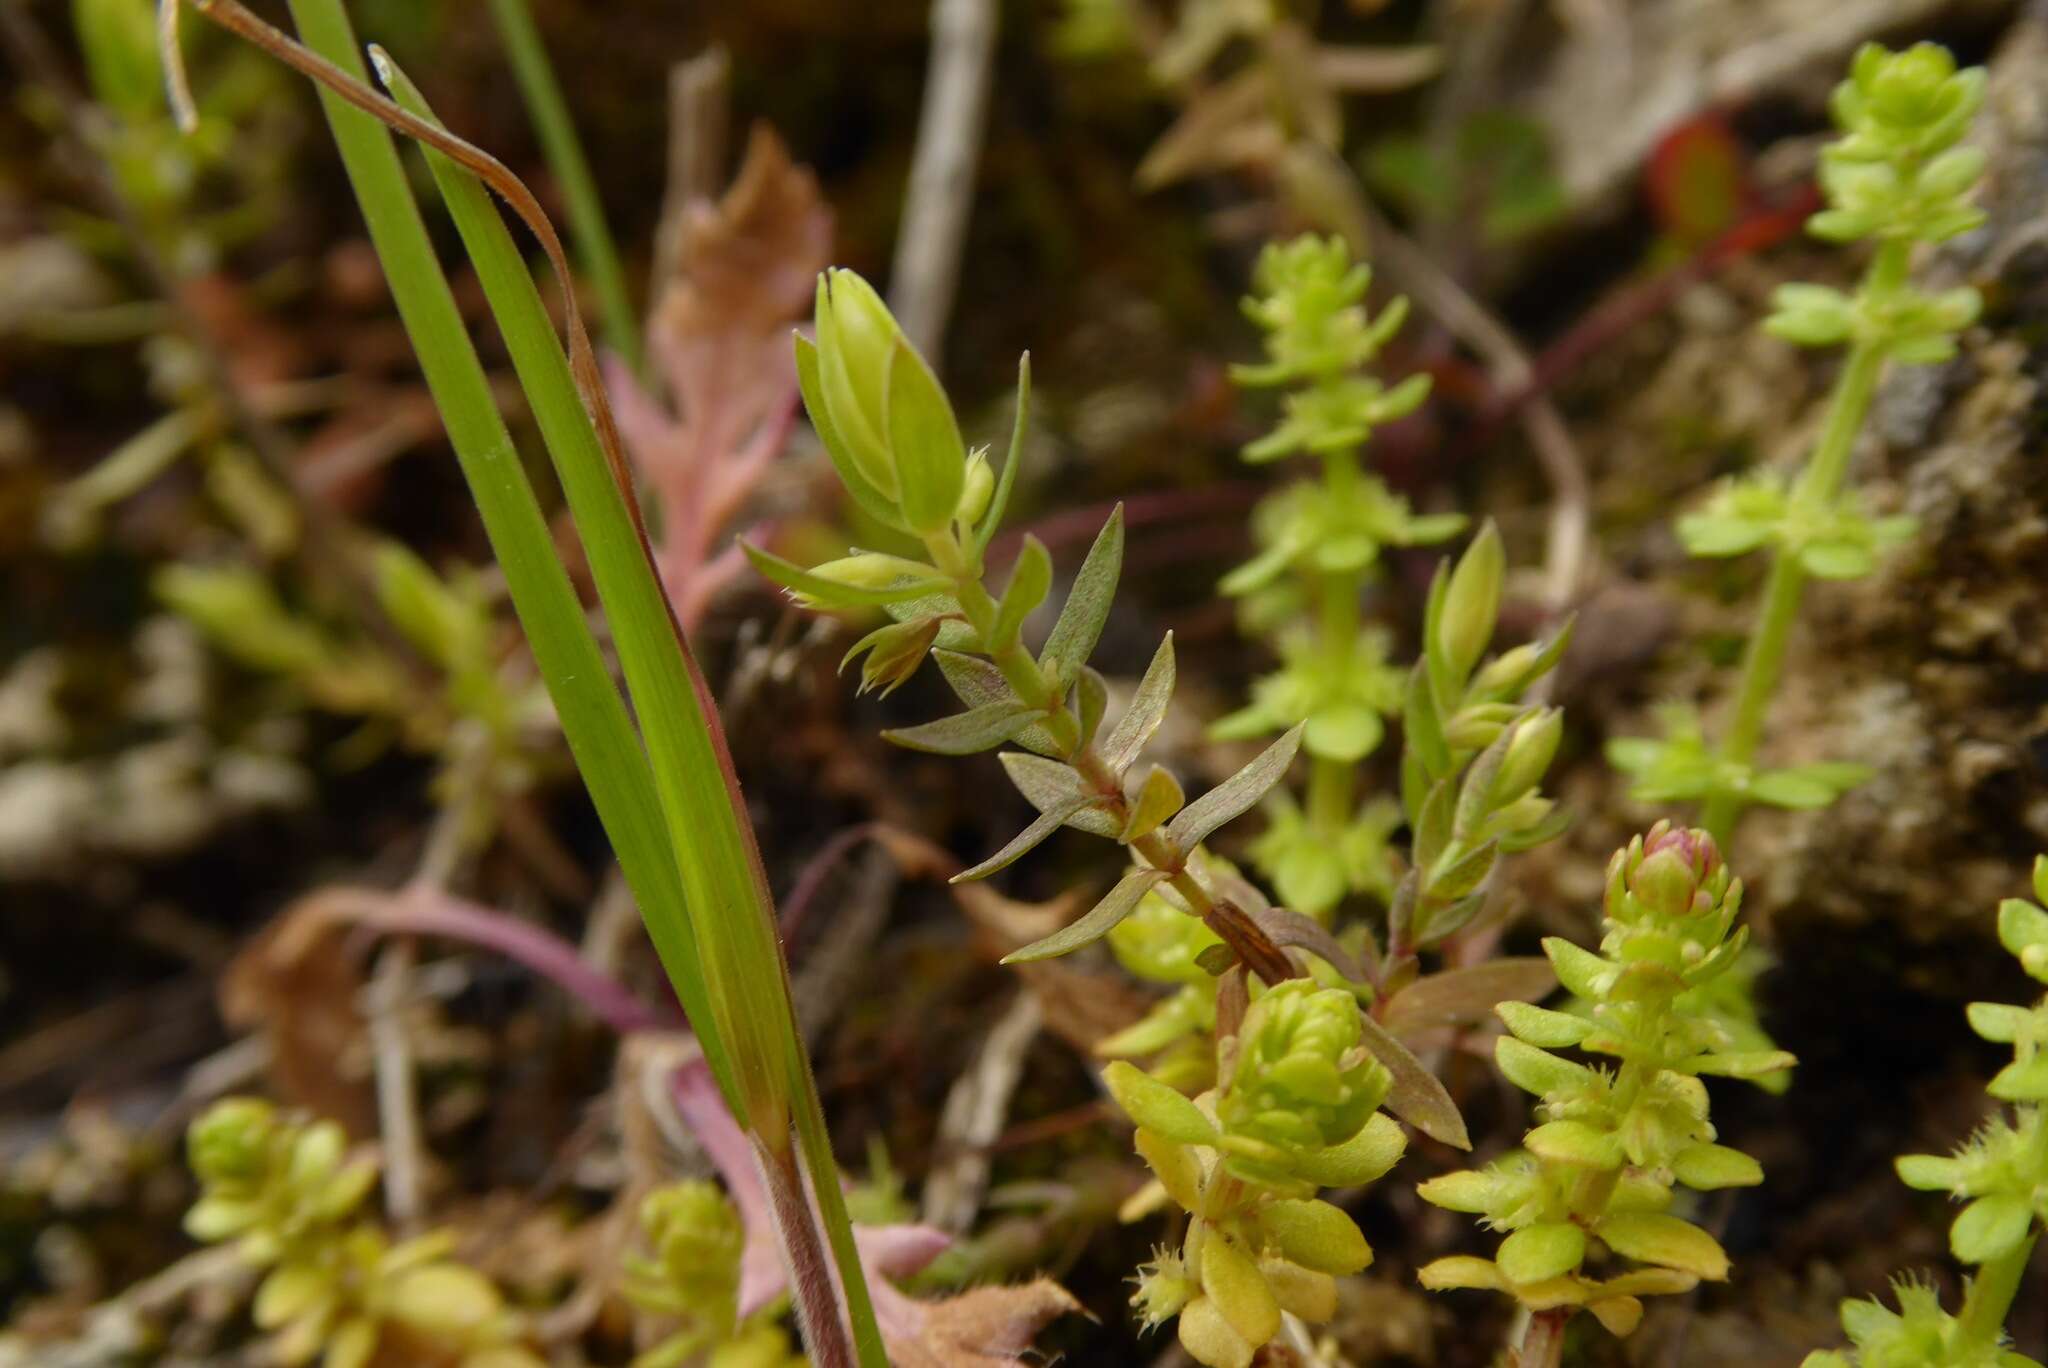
[1642, 822, 1721, 884]
[1628, 823, 1722, 919]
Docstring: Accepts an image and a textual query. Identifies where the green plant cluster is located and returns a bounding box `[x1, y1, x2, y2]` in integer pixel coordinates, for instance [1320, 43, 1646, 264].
[1418, 825, 1793, 1347]
[184, 1098, 540, 1368]
[1609, 42, 1986, 839]
[1106, 980, 1407, 1368]
[1212, 235, 1458, 921]
[622, 1182, 807, 1368]
[1805, 857, 2048, 1368]
[1381, 525, 1569, 980]
[748, 268, 1308, 971]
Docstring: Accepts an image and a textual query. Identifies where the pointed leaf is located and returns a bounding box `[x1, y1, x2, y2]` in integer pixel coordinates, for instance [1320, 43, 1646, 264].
[973, 353, 1029, 553]
[1122, 766, 1186, 843]
[1102, 633, 1176, 773]
[1403, 663, 1450, 779]
[1040, 506, 1123, 685]
[999, 752, 1123, 838]
[1075, 666, 1110, 751]
[1380, 959, 1558, 1038]
[1002, 867, 1167, 963]
[934, 649, 1061, 756]
[952, 798, 1094, 882]
[1165, 725, 1304, 851]
[742, 542, 947, 608]
[992, 535, 1052, 651]
[1355, 1009, 1469, 1149]
[883, 701, 1039, 755]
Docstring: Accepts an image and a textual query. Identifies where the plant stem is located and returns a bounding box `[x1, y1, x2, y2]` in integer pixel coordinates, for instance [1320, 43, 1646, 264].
[1701, 239, 1905, 841]
[756, 1140, 858, 1368]
[486, 0, 641, 372]
[1958, 1232, 2037, 1349]
[1516, 1307, 1570, 1368]
[940, 539, 1300, 984]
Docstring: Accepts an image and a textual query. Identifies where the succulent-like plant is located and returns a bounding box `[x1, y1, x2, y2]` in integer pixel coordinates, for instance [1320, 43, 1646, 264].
[1609, 41, 1987, 841]
[1213, 234, 1460, 923]
[185, 1098, 540, 1368]
[747, 266, 1313, 980]
[1803, 857, 2048, 1368]
[749, 267, 1495, 1362]
[1108, 979, 1407, 1367]
[1417, 825, 1793, 1364]
[621, 1180, 807, 1368]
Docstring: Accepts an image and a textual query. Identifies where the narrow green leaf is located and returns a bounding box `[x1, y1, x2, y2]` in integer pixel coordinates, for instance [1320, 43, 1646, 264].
[992, 535, 1052, 651]
[371, 52, 881, 1360]
[1403, 663, 1450, 780]
[952, 799, 1093, 882]
[932, 649, 1061, 756]
[882, 701, 1038, 755]
[741, 542, 947, 609]
[973, 352, 1029, 554]
[1074, 666, 1110, 751]
[1003, 867, 1168, 963]
[1040, 504, 1123, 685]
[1102, 633, 1175, 773]
[275, 0, 745, 1104]
[1380, 959, 1558, 1038]
[1163, 724, 1303, 852]
[1424, 838, 1498, 906]
[1355, 1009, 1469, 1149]
[999, 752, 1122, 838]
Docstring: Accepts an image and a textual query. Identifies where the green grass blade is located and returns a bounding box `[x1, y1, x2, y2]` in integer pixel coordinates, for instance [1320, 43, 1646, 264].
[279, 0, 736, 1104]
[485, 0, 641, 372]
[375, 57, 886, 1366]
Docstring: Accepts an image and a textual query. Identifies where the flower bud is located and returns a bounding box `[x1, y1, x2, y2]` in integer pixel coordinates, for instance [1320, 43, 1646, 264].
[1220, 982, 1387, 1179]
[1492, 708, 1562, 806]
[1438, 523, 1504, 681]
[625, 1180, 745, 1325]
[189, 1098, 278, 1186]
[1627, 824, 1723, 920]
[814, 271, 899, 496]
[811, 269, 967, 534]
[842, 615, 941, 697]
[957, 450, 995, 527]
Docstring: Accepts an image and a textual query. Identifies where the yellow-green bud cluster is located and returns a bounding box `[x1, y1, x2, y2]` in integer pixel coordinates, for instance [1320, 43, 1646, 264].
[183, 1099, 538, 1368]
[1217, 981, 1389, 1187]
[1417, 826, 1791, 1342]
[1105, 981, 1407, 1368]
[620, 1181, 754, 1368]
